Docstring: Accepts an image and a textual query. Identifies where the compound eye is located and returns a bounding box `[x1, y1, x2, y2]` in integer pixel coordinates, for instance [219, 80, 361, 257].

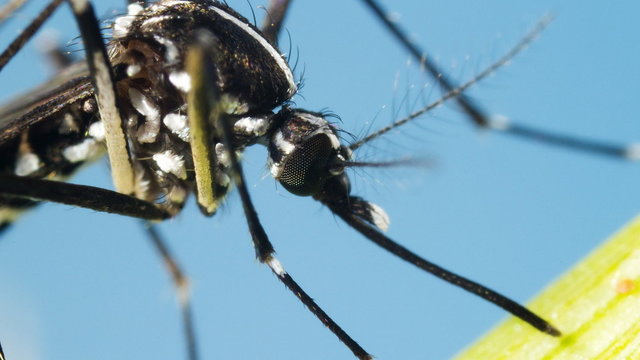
[278, 134, 335, 196]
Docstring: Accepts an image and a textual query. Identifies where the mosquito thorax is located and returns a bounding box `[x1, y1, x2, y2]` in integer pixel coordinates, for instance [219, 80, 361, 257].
[101, 0, 298, 212]
[112, 0, 296, 112]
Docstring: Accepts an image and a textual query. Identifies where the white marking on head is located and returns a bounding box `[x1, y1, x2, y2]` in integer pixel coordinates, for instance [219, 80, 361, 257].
[15, 153, 41, 176]
[267, 257, 286, 276]
[163, 113, 190, 142]
[342, 146, 353, 161]
[268, 157, 281, 178]
[63, 138, 103, 163]
[274, 131, 295, 155]
[88, 121, 105, 142]
[367, 202, 390, 232]
[169, 71, 192, 93]
[209, 5, 297, 96]
[268, 131, 297, 178]
[324, 131, 341, 151]
[298, 112, 341, 150]
[153, 150, 187, 179]
[129, 88, 161, 143]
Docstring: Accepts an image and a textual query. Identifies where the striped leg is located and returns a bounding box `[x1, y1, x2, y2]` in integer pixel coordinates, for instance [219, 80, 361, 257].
[144, 224, 199, 360]
[360, 0, 638, 161]
[187, 30, 372, 360]
[0, 174, 169, 220]
[321, 188, 561, 336]
[67, 0, 136, 195]
[65, 2, 198, 359]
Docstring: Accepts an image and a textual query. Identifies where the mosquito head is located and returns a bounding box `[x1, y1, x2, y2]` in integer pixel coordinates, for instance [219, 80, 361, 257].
[267, 107, 350, 196]
[267, 107, 390, 231]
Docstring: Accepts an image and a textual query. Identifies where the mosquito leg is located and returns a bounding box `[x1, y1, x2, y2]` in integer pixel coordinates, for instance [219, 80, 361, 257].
[360, 0, 488, 127]
[187, 31, 372, 360]
[320, 190, 561, 336]
[0, 174, 169, 220]
[360, 1, 638, 160]
[143, 223, 199, 360]
[0, 0, 64, 73]
[68, 0, 136, 195]
[185, 32, 218, 215]
[348, 14, 639, 161]
[260, 0, 293, 45]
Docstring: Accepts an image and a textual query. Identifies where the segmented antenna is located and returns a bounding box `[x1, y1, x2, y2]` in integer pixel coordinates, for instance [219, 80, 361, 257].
[354, 9, 639, 160]
[350, 15, 552, 151]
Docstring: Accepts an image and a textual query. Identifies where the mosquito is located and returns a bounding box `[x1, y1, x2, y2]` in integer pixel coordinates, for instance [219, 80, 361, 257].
[0, 0, 636, 360]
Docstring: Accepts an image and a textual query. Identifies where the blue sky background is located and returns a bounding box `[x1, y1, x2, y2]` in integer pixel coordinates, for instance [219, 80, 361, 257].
[0, 1, 639, 359]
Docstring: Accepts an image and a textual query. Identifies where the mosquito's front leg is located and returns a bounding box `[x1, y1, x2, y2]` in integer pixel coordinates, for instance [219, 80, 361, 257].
[186, 29, 373, 360]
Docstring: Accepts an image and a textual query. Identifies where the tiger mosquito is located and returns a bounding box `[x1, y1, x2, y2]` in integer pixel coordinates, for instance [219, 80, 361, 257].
[0, 1, 638, 359]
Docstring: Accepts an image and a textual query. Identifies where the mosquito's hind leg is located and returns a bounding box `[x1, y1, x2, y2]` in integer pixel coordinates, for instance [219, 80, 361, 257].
[0, 177, 202, 360]
[35, 3, 201, 359]
[0, 174, 169, 220]
[143, 224, 199, 360]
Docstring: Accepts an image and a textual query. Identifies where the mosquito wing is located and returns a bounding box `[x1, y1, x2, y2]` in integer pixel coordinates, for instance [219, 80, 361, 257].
[0, 61, 93, 143]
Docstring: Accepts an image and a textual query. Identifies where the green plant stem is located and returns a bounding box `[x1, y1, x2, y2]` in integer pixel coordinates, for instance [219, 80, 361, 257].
[455, 216, 640, 360]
